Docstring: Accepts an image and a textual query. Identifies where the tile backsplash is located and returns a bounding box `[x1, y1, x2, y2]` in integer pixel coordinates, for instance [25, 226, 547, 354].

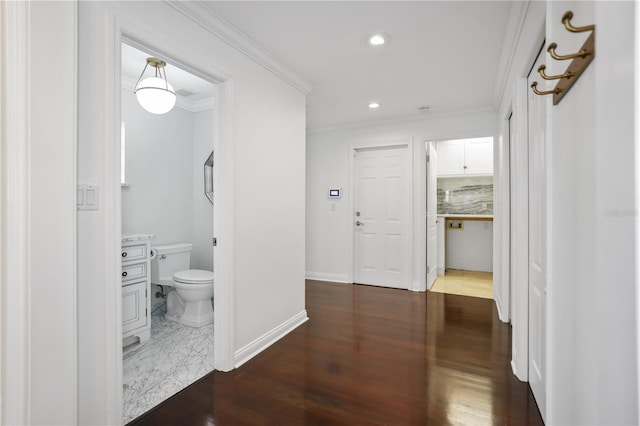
[437, 176, 493, 215]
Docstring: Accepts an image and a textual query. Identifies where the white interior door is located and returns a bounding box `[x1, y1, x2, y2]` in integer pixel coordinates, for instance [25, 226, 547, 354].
[426, 142, 438, 288]
[527, 49, 547, 421]
[354, 145, 411, 289]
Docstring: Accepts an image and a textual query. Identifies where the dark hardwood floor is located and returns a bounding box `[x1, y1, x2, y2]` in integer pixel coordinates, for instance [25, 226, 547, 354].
[130, 280, 543, 425]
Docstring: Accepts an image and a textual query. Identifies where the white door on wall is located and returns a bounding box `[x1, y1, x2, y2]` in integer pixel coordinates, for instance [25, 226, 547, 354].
[527, 48, 547, 421]
[354, 145, 411, 289]
[426, 142, 438, 288]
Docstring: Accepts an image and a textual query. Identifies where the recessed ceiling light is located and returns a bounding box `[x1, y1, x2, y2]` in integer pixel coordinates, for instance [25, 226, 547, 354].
[369, 102, 380, 109]
[368, 33, 389, 46]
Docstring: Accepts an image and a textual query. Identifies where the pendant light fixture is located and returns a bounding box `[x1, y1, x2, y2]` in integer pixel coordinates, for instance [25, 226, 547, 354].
[134, 57, 176, 115]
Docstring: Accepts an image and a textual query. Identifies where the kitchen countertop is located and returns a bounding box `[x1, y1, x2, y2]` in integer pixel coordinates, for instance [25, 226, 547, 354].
[437, 214, 494, 220]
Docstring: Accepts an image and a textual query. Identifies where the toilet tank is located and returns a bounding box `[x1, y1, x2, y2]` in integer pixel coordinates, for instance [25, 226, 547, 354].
[151, 243, 192, 286]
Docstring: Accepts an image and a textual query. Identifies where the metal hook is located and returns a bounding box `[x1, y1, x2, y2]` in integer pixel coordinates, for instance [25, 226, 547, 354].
[537, 64, 576, 80]
[562, 11, 595, 33]
[547, 42, 593, 61]
[531, 82, 562, 96]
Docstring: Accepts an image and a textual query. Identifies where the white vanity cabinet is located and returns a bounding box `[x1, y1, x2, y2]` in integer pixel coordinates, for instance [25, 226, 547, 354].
[121, 235, 153, 345]
[437, 137, 494, 176]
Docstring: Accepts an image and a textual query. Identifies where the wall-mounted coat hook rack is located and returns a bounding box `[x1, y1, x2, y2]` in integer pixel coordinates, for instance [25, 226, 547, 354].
[547, 42, 593, 61]
[531, 81, 562, 96]
[530, 11, 595, 105]
[537, 64, 575, 80]
[562, 11, 595, 33]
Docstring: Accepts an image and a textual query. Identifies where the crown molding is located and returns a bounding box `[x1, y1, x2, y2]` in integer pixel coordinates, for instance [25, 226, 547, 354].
[307, 105, 496, 136]
[121, 75, 214, 113]
[492, 0, 531, 109]
[164, 0, 313, 96]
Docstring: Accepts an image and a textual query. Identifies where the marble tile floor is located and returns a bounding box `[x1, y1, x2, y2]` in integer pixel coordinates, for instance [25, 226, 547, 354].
[430, 269, 493, 299]
[123, 305, 215, 424]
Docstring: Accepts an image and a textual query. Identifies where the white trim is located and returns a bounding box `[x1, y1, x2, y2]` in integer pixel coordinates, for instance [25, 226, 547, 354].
[636, 2, 640, 420]
[1, 2, 31, 424]
[108, 16, 124, 424]
[493, 121, 509, 322]
[165, 1, 313, 95]
[305, 272, 350, 283]
[415, 139, 427, 292]
[118, 11, 237, 376]
[234, 311, 309, 368]
[119, 17, 238, 370]
[308, 105, 495, 136]
[213, 80, 235, 372]
[509, 77, 530, 382]
[348, 139, 414, 290]
[492, 0, 531, 109]
[76, 5, 237, 421]
[70, 2, 79, 421]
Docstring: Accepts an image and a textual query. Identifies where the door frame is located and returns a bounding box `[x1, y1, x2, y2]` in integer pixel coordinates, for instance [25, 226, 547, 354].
[495, 23, 546, 382]
[78, 8, 236, 422]
[348, 138, 415, 289]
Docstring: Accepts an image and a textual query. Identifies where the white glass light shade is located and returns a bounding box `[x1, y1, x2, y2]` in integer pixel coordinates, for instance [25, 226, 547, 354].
[135, 77, 176, 115]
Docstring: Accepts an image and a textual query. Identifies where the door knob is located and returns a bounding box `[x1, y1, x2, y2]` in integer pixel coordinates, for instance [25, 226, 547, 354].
[356, 221, 364, 227]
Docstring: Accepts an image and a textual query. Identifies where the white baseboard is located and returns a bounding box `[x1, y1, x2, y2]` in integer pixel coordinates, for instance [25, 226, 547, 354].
[305, 271, 350, 283]
[437, 267, 445, 276]
[234, 310, 309, 368]
[511, 360, 519, 378]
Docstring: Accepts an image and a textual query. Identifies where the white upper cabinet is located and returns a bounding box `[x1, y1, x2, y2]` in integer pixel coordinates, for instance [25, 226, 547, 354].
[436, 137, 493, 176]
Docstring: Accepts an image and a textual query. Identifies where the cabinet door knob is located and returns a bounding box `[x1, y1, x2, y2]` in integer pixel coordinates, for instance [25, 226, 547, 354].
[122, 271, 128, 277]
[121, 252, 128, 258]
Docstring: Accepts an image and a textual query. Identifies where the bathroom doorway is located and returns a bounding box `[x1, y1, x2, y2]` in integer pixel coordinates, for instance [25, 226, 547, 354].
[120, 40, 217, 423]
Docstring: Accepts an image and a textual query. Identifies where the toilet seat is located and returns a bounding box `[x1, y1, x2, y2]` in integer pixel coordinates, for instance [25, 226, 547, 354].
[173, 269, 214, 285]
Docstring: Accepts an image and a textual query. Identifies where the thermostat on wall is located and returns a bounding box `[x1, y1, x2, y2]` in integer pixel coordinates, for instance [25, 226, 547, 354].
[328, 188, 342, 199]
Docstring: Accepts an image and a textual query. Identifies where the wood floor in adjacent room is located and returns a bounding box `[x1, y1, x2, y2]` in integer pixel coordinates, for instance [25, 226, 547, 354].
[130, 280, 543, 426]
[430, 270, 494, 299]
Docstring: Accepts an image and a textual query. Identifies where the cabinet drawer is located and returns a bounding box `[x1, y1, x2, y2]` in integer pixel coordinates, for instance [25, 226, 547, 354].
[121, 244, 147, 262]
[121, 261, 147, 283]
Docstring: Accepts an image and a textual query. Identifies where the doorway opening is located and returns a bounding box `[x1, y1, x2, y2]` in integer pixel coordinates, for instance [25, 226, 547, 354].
[426, 137, 495, 300]
[120, 40, 217, 423]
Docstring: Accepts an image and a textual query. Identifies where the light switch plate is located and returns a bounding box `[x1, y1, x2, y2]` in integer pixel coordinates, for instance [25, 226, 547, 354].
[77, 184, 99, 210]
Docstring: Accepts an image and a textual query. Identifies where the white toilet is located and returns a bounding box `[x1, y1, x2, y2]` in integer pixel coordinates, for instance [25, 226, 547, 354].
[150, 243, 214, 327]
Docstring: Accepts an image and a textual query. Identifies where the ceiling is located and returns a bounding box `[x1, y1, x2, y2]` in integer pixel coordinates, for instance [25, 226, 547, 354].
[203, 1, 512, 131]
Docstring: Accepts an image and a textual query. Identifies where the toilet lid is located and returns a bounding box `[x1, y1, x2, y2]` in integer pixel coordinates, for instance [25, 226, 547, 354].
[173, 269, 214, 284]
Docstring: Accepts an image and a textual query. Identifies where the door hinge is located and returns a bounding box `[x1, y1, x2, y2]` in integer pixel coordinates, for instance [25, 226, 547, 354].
[426, 265, 431, 274]
[213, 237, 217, 247]
[145, 308, 148, 317]
[426, 154, 430, 163]
[145, 288, 147, 297]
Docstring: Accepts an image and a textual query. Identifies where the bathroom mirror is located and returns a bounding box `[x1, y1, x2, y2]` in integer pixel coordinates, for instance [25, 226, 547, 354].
[204, 151, 214, 204]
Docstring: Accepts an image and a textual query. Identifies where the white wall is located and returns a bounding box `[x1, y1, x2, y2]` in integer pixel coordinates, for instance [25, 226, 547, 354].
[77, 2, 308, 424]
[191, 109, 214, 270]
[547, 1, 638, 424]
[306, 109, 497, 287]
[1, 2, 77, 424]
[121, 89, 214, 270]
[121, 89, 194, 245]
[445, 220, 493, 272]
[29, 3, 77, 424]
[495, 1, 639, 424]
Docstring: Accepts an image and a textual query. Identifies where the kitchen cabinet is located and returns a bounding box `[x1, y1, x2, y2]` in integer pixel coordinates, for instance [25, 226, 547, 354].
[121, 235, 153, 345]
[437, 137, 493, 176]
